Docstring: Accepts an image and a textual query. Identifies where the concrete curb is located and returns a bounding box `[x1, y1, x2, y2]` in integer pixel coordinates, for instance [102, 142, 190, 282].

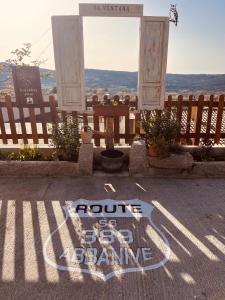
[0, 161, 79, 177]
[191, 161, 225, 178]
[0, 145, 224, 178]
[143, 161, 225, 178]
[0, 160, 225, 178]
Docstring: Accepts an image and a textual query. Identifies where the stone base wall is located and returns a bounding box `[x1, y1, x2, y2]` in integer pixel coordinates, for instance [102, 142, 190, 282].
[0, 161, 79, 177]
[0, 143, 225, 178]
[129, 141, 225, 178]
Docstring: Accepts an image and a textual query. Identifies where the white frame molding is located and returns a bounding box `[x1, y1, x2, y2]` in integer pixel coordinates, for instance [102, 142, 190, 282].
[51, 3, 169, 112]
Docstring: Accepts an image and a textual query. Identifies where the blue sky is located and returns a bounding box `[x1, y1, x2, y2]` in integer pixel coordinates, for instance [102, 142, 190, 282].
[0, 0, 225, 73]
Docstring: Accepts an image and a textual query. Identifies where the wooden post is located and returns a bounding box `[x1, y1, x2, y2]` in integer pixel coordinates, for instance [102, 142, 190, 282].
[92, 95, 98, 105]
[186, 95, 193, 144]
[194, 95, 204, 145]
[176, 95, 183, 143]
[49, 95, 58, 124]
[135, 112, 141, 135]
[215, 95, 224, 144]
[29, 108, 39, 144]
[167, 95, 172, 113]
[40, 107, 48, 144]
[106, 117, 114, 150]
[82, 112, 89, 139]
[94, 115, 100, 147]
[5, 95, 18, 144]
[125, 95, 130, 105]
[18, 107, 28, 144]
[125, 112, 130, 144]
[205, 95, 214, 142]
[0, 105, 8, 144]
[114, 117, 120, 144]
[177, 95, 183, 123]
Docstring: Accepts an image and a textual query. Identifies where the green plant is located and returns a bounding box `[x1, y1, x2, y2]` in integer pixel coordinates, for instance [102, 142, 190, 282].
[0, 43, 53, 97]
[141, 109, 181, 158]
[154, 136, 169, 159]
[7, 145, 47, 161]
[50, 115, 80, 161]
[196, 139, 215, 161]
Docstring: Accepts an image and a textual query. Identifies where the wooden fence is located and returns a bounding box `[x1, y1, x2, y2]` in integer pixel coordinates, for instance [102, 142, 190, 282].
[0, 94, 224, 146]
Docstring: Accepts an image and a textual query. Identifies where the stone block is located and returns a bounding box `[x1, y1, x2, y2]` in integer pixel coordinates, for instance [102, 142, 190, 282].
[149, 152, 194, 170]
[129, 140, 148, 176]
[192, 161, 225, 177]
[0, 161, 79, 177]
[78, 143, 93, 176]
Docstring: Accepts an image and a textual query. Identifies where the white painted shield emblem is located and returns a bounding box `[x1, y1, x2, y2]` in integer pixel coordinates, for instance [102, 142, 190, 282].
[43, 199, 171, 281]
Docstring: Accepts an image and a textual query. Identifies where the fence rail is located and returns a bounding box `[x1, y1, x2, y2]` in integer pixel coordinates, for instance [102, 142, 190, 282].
[0, 94, 224, 146]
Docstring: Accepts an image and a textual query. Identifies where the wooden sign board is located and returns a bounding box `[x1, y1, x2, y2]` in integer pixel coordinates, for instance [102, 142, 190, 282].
[12, 66, 43, 107]
[79, 3, 143, 17]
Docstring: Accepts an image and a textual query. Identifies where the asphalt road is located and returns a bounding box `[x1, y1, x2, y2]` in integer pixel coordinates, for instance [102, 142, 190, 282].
[0, 176, 224, 300]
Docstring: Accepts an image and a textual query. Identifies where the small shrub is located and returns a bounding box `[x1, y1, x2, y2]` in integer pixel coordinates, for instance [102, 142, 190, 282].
[141, 109, 181, 158]
[193, 139, 215, 161]
[50, 115, 80, 161]
[7, 145, 48, 161]
[155, 136, 169, 159]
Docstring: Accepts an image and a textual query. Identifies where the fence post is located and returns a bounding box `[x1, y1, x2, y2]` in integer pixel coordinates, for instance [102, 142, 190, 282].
[5, 95, 18, 144]
[0, 101, 8, 144]
[125, 95, 130, 105]
[215, 95, 224, 144]
[135, 112, 141, 135]
[92, 95, 98, 105]
[18, 106, 28, 144]
[93, 119, 100, 147]
[177, 95, 183, 123]
[40, 106, 48, 144]
[135, 95, 138, 110]
[113, 96, 120, 144]
[186, 95, 193, 144]
[205, 95, 214, 142]
[83, 112, 88, 128]
[167, 95, 172, 112]
[176, 95, 183, 143]
[92, 95, 100, 146]
[194, 95, 204, 145]
[29, 107, 39, 144]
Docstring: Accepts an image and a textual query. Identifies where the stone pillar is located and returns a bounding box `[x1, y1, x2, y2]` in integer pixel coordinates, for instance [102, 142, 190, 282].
[129, 140, 148, 176]
[78, 143, 93, 176]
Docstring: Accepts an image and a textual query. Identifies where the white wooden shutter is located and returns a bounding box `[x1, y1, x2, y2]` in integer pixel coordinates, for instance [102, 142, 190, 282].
[52, 16, 85, 112]
[138, 17, 169, 110]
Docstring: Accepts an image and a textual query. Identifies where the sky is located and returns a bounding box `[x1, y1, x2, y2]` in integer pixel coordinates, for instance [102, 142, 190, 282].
[0, 0, 225, 74]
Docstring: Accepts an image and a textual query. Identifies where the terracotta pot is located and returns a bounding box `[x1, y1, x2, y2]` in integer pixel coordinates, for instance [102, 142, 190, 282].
[81, 126, 93, 144]
[148, 145, 158, 157]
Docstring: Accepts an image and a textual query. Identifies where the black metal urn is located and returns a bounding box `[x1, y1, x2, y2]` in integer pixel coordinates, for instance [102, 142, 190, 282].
[100, 149, 125, 172]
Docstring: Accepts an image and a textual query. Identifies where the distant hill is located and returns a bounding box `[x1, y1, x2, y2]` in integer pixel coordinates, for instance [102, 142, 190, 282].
[0, 63, 225, 93]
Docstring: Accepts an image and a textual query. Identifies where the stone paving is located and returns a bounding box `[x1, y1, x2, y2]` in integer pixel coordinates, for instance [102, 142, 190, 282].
[0, 176, 224, 300]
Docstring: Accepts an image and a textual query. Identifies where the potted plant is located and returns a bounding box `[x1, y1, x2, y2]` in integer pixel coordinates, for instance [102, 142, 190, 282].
[141, 109, 181, 158]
